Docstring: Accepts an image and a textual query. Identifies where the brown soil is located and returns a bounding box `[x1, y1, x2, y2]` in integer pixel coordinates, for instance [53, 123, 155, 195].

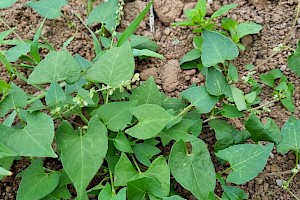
[1, 0, 300, 199]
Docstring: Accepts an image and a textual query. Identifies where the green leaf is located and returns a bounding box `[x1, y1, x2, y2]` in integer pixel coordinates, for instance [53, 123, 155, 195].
[125, 104, 173, 139]
[130, 77, 163, 106]
[127, 177, 164, 199]
[180, 49, 201, 65]
[181, 86, 218, 114]
[26, 0, 67, 19]
[209, 119, 250, 152]
[5, 43, 31, 62]
[0, 0, 17, 9]
[133, 143, 161, 167]
[221, 104, 244, 118]
[259, 69, 284, 87]
[0, 111, 57, 157]
[0, 142, 17, 158]
[133, 49, 164, 59]
[28, 50, 81, 84]
[91, 101, 137, 132]
[113, 132, 133, 153]
[228, 63, 238, 82]
[114, 153, 138, 186]
[216, 143, 273, 184]
[162, 98, 187, 112]
[0, 83, 27, 117]
[244, 91, 257, 104]
[127, 34, 158, 52]
[117, 1, 153, 46]
[0, 166, 12, 176]
[56, 117, 108, 199]
[0, 80, 10, 94]
[230, 86, 247, 111]
[163, 196, 185, 200]
[222, 185, 248, 200]
[85, 42, 134, 88]
[87, 0, 118, 31]
[206, 67, 229, 96]
[236, 22, 262, 39]
[245, 113, 281, 144]
[288, 41, 300, 76]
[169, 139, 216, 199]
[42, 186, 71, 200]
[211, 4, 237, 19]
[45, 82, 67, 106]
[17, 160, 60, 200]
[30, 18, 46, 63]
[221, 17, 238, 33]
[277, 116, 300, 154]
[201, 30, 239, 67]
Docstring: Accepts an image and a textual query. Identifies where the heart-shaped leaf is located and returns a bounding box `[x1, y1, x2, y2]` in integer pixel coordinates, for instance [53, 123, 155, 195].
[26, 0, 67, 19]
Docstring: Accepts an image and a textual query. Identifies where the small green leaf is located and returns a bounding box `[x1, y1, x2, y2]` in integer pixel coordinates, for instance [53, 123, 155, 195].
[216, 143, 273, 184]
[130, 77, 164, 106]
[181, 86, 218, 114]
[236, 22, 262, 39]
[209, 119, 250, 152]
[0, 0, 17, 9]
[230, 86, 247, 111]
[0, 80, 10, 94]
[277, 116, 300, 154]
[163, 196, 185, 200]
[114, 153, 138, 186]
[114, 132, 133, 153]
[26, 0, 67, 19]
[91, 101, 137, 132]
[133, 143, 161, 167]
[0, 166, 12, 176]
[201, 30, 239, 67]
[222, 185, 248, 200]
[221, 104, 244, 118]
[245, 113, 281, 144]
[85, 42, 134, 88]
[162, 98, 187, 112]
[211, 4, 237, 19]
[45, 82, 67, 106]
[260, 69, 284, 87]
[127, 177, 164, 199]
[126, 104, 173, 139]
[17, 160, 60, 200]
[56, 117, 108, 199]
[28, 51, 81, 84]
[221, 17, 238, 33]
[0, 157, 14, 180]
[0, 111, 57, 157]
[169, 139, 216, 199]
[0, 83, 27, 117]
[244, 91, 257, 104]
[288, 41, 300, 76]
[180, 49, 201, 66]
[87, 0, 118, 31]
[5, 43, 31, 62]
[206, 67, 229, 96]
[133, 49, 164, 59]
[228, 63, 238, 82]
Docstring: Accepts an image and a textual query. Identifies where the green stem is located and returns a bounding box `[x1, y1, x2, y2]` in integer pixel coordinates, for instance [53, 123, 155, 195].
[130, 154, 142, 177]
[178, 104, 193, 116]
[78, 110, 89, 124]
[109, 169, 116, 195]
[286, 188, 300, 200]
[219, 167, 231, 175]
[296, 150, 299, 167]
[247, 99, 278, 112]
[214, 193, 222, 200]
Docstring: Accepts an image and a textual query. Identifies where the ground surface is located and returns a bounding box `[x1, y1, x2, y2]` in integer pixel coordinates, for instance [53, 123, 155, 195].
[0, 0, 300, 199]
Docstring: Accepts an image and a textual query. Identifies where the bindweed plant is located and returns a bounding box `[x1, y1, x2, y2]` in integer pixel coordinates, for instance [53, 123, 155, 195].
[0, 0, 300, 200]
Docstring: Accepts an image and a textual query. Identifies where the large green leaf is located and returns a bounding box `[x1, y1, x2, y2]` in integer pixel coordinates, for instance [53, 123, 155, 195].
[0, 83, 27, 117]
[91, 101, 137, 132]
[277, 116, 300, 154]
[125, 104, 173, 139]
[201, 30, 239, 67]
[287, 41, 300, 76]
[0, 0, 17, 8]
[216, 143, 273, 184]
[0, 111, 57, 157]
[26, 0, 67, 19]
[87, 0, 118, 31]
[181, 86, 218, 114]
[169, 139, 216, 199]
[245, 113, 281, 144]
[206, 67, 229, 96]
[85, 42, 134, 88]
[130, 77, 164, 106]
[56, 117, 108, 199]
[28, 51, 81, 84]
[17, 160, 60, 200]
[209, 119, 250, 152]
